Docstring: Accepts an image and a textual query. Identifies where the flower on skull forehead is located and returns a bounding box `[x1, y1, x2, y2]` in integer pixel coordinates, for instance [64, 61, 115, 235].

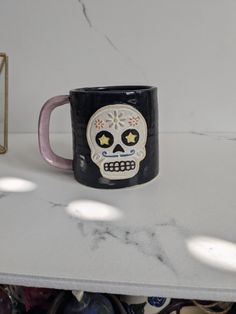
[128, 116, 140, 127]
[106, 110, 126, 129]
[94, 119, 105, 129]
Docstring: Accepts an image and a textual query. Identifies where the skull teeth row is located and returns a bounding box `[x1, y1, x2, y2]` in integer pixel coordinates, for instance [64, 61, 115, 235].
[104, 161, 136, 172]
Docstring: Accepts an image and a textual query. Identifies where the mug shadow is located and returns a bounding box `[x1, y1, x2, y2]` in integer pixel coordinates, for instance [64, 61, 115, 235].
[13, 139, 73, 180]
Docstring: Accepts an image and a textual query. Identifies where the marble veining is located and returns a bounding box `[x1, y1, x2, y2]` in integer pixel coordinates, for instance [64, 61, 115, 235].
[0, 192, 7, 200]
[191, 132, 236, 141]
[48, 201, 66, 208]
[78, 0, 119, 51]
[76, 218, 179, 274]
[78, 0, 92, 27]
[191, 132, 207, 136]
[77, 0, 147, 80]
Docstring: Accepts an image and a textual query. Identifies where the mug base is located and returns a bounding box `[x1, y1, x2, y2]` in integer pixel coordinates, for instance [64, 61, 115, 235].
[73, 171, 159, 189]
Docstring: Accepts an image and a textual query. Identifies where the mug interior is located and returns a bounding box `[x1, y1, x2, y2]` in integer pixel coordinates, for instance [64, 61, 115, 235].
[71, 85, 155, 93]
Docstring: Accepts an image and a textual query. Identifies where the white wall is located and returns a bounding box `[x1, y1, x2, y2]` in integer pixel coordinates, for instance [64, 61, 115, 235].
[1, 0, 236, 133]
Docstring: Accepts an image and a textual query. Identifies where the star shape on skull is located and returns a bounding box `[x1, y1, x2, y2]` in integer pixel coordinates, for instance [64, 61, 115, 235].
[125, 131, 137, 143]
[98, 134, 110, 146]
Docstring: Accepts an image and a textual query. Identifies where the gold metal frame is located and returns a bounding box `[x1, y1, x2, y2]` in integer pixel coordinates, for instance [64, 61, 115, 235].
[0, 53, 8, 154]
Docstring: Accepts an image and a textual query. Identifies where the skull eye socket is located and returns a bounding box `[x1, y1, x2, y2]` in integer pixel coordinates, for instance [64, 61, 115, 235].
[121, 129, 140, 146]
[96, 131, 114, 148]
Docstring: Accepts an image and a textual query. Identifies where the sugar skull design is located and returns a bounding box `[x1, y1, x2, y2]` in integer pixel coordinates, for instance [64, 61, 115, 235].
[86, 104, 147, 180]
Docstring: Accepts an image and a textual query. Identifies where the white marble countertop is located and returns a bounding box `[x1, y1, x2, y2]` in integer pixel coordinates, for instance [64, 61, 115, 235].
[1, 133, 236, 301]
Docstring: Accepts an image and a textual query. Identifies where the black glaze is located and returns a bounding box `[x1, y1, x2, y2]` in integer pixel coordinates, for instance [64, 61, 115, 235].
[69, 85, 159, 189]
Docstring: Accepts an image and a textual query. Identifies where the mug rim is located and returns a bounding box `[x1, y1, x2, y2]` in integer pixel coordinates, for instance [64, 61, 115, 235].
[70, 85, 157, 94]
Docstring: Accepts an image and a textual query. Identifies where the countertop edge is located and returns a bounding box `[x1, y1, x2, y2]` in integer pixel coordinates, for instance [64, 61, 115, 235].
[0, 273, 235, 302]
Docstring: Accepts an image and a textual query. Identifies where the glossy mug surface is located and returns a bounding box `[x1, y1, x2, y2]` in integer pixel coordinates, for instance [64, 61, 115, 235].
[38, 85, 159, 189]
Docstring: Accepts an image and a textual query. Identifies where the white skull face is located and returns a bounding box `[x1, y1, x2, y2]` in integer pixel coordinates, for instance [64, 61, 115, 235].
[86, 104, 147, 180]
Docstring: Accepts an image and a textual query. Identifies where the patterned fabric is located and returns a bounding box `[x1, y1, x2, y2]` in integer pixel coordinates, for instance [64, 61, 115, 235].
[148, 297, 167, 307]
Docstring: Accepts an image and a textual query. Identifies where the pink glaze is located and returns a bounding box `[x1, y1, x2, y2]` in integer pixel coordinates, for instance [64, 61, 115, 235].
[38, 95, 73, 170]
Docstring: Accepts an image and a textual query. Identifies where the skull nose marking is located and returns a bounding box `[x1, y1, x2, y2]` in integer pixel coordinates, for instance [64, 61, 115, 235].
[113, 144, 125, 153]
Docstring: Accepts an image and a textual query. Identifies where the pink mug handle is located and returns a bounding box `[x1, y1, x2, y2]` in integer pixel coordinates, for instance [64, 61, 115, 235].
[38, 95, 73, 170]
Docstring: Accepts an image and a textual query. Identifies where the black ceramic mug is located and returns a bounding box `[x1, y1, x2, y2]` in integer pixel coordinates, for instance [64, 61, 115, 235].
[38, 85, 158, 189]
